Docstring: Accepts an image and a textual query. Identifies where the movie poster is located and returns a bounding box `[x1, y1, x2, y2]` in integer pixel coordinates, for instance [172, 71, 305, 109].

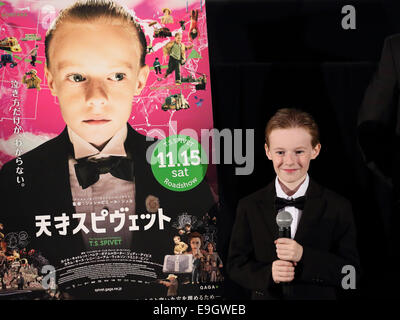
[0, 0, 221, 300]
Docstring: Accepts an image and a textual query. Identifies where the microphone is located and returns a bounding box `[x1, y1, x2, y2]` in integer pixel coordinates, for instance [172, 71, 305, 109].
[276, 210, 293, 239]
[275, 210, 294, 298]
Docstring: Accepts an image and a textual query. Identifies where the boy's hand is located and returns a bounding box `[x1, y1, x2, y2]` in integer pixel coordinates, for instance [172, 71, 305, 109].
[272, 260, 295, 283]
[274, 238, 303, 262]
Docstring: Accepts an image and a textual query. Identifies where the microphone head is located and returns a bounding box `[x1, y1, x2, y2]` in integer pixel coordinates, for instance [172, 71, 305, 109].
[276, 210, 293, 228]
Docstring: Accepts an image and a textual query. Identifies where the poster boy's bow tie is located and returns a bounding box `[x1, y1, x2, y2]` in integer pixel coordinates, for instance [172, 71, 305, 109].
[275, 196, 306, 211]
[74, 156, 134, 189]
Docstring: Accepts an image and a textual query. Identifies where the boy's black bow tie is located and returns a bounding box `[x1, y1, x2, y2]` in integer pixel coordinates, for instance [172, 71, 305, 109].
[74, 156, 134, 189]
[275, 196, 306, 211]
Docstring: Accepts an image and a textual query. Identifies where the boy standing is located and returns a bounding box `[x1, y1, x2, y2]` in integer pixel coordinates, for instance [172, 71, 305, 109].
[0, 0, 213, 299]
[163, 32, 193, 85]
[27, 45, 38, 67]
[227, 108, 360, 300]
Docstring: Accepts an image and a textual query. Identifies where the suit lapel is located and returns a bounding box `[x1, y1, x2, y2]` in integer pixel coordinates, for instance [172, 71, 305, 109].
[294, 179, 326, 243]
[256, 178, 326, 242]
[257, 182, 279, 240]
[124, 124, 168, 218]
[124, 124, 152, 213]
[44, 127, 75, 217]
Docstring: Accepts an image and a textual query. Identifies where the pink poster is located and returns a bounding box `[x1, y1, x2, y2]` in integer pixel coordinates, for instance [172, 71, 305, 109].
[0, 0, 220, 300]
[0, 0, 214, 166]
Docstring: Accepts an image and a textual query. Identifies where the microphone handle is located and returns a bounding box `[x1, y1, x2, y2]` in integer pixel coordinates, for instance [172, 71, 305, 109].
[282, 282, 293, 299]
[278, 226, 291, 239]
[278, 227, 293, 298]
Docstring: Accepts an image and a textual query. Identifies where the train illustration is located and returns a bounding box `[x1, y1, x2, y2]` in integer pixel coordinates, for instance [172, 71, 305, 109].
[0, 37, 22, 52]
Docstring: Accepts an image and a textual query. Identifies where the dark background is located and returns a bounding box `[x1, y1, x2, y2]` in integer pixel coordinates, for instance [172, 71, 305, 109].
[206, 0, 400, 299]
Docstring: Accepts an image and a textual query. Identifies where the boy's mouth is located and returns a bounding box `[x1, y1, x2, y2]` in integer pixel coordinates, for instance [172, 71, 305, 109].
[282, 169, 298, 173]
[83, 119, 111, 125]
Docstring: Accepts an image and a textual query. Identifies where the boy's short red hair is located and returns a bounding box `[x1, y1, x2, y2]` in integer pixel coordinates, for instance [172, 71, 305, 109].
[265, 108, 320, 147]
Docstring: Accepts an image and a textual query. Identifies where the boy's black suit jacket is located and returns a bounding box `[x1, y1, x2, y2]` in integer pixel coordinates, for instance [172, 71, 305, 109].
[0, 124, 215, 297]
[227, 179, 360, 300]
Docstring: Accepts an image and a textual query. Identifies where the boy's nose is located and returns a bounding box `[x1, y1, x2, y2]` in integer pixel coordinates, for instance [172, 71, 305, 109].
[85, 80, 108, 108]
[284, 152, 295, 165]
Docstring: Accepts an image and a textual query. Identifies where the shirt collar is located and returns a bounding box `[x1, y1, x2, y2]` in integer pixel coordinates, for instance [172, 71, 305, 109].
[67, 125, 127, 160]
[275, 174, 309, 199]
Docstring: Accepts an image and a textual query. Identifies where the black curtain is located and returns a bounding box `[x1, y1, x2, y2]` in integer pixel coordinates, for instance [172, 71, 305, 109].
[206, 0, 400, 299]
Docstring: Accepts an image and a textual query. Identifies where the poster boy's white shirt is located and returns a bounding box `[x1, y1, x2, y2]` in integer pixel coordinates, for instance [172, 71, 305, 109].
[67, 125, 127, 159]
[67, 125, 135, 248]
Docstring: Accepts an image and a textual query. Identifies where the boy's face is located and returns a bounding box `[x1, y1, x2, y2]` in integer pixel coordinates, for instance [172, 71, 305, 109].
[190, 237, 201, 250]
[265, 127, 321, 189]
[45, 20, 149, 147]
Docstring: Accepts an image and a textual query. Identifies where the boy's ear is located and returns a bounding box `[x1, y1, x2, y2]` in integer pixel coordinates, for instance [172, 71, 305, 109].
[265, 143, 273, 160]
[134, 65, 150, 96]
[311, 143, 321, 159]
[45, 66, 57, 97]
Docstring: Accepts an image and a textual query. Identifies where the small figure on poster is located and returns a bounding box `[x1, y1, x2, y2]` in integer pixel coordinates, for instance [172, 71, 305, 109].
[200, 257, 209, 282]
[160, 8, 173, 25]
[187, 232, 206, 284]
[145, 195, 160, 213]
[158, 274, 179, 296]
[16, 272, 24, 290]
[205, 241, 223, 282]
[188, 9, 199, 41]
[162, 93, 190, 111]
[22, 69, 41, 90]
[173, 235, 188, 255]
[162, 32, 193, 84]
[27, 45, 39, 67]
[147, 40, 154, 53]
[154, 27, 172, 38]
[196, 74, 207, 90]
[192, 253, 201, 284]
[153, 57, 162, 75]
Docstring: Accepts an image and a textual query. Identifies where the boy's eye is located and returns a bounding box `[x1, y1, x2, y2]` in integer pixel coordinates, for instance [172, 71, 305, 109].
[276, 151, 285, 155]
[296, 150, 305, 154]
[67, 74, 86, 82]
[109, 73, 126, 81]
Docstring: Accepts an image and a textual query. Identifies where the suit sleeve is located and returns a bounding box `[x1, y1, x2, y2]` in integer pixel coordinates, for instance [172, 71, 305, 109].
[358, 35, 400, 180]
[227, 200, 276, 291]
[296, 200, 360, 287]
[0, 162, 16, 231]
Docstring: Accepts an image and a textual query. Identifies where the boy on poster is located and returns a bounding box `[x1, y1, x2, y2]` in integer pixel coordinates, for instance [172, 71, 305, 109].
[227, 108, 360, 299]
